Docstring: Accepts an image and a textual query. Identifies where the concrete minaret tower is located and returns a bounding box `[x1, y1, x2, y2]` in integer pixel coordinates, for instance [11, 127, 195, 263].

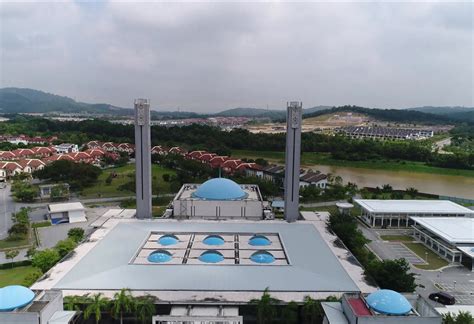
[134, 99, 152, 219]
[284, 101, 303, 222]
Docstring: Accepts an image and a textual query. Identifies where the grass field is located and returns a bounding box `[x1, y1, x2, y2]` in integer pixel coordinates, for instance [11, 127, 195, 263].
[232, 150, 474, 177]
[80, 164, 176, 198]
[404, 242, 449, 270]
[380, 235, 414, 242]
[0, 266, 37, 287]
[0, 237, 29, 250]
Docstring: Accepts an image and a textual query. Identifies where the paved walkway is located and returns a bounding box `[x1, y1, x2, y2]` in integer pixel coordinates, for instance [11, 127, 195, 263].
[385, 242, 426, 265]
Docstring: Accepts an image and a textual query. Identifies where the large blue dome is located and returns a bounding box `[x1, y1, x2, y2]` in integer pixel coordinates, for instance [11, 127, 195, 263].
[0, 285, 35, 312]
[366, 289, 412, 315]
[193, 178, 247, 200]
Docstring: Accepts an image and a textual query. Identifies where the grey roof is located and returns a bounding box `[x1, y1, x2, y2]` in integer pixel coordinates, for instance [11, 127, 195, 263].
[321, 302, 348, 324]
[54, 221, 359, 293]
[354, 199, 473, 214]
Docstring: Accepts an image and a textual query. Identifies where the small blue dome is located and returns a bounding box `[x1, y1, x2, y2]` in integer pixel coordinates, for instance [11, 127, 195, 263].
[249, 235, 271, 246]
[203, 235, 225, 246]
[158, 234, 179, 246]
[250, 251, 275, 264]
[199, 250, 224, 263]
[0, 285, 35, 312]
[193, 178, 247, 200]
[148, 250, 173, 263]
[366, 290, 412, 315]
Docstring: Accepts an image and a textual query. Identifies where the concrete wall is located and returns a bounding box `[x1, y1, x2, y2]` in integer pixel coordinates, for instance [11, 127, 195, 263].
[0, 313, 38, 324]
[173, 200, 263, 220]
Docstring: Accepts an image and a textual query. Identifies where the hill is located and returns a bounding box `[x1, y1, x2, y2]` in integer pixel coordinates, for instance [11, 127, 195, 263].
[0, 88, 131, 115]
[216, 106, 331, 119]
[407, 106, 474, 123]
[303, 106, 455, 125]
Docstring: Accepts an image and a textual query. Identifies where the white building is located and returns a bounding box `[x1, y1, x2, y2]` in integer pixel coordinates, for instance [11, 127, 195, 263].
[54, 143, 78, 154]
[48, 202, 86, 224]
[299, 171, 328, 189]
[172, 178, 269, 220]
[411, 217, 474, 271]
[354, 199, 474, 228]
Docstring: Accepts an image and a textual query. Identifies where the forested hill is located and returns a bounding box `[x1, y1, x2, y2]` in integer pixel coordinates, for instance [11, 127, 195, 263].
[303, 106, 458, 125]
[407, 106, 474, 123]
[215, 106, 331, 118]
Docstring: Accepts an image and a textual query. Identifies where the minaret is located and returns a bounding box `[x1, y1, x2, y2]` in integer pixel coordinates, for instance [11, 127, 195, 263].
[284, 101, 303, 222]
[134, 99, 152, 219]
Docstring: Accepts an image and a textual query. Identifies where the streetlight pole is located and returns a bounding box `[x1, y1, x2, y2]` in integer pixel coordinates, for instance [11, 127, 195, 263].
[425, 251, 428, 263]
[453, 280, 457, 291]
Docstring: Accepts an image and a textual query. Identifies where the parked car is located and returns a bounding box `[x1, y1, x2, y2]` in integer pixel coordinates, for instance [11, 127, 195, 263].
[429, 292, 456, 305]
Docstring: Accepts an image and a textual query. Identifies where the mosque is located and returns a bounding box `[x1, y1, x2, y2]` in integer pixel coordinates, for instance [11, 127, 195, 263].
[0, 102, 442, 324]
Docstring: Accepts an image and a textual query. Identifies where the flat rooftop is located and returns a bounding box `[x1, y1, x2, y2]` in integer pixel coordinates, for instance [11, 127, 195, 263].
[47, 220, 360, 300]
[48, 202, 85, 213]
[354, 199, 473, 214]
[411, 217, 474, 244]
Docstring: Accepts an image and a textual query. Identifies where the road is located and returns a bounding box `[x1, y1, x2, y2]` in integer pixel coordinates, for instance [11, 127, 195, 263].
[433, 137, 452, 154]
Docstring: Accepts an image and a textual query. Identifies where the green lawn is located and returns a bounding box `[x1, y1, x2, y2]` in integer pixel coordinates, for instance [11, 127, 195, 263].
[380, 235, 414, 242]
[80, 164, 176, 198]
[0, 237, 30, 250]
[0, 266, 37, 287]
[300, 205, 361, 217]
[232, 150, 474, 177]
[404, 242, 449, 270]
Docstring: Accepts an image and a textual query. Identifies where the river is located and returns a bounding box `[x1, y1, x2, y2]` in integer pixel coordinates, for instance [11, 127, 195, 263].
[311, 165, 474, 199]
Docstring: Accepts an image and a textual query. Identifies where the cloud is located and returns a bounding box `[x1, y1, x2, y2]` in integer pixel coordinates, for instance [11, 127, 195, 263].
[0, 1, 472, 111]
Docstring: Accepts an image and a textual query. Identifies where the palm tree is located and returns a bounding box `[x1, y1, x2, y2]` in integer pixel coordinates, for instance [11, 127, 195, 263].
[84, 293, 109, 324]
[249, 288, 279, 324]
[111, 288, 135, 324]
[406, 187, 418, 198]
[64, 295, 89, 311]
[302, 296, 322, 324]
[281, 301, 298, 324]
[134, 295, 156, 324]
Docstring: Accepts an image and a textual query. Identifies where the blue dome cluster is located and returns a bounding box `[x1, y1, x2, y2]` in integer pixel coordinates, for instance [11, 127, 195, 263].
[148, 250, 173, 263]
[249, 235, 271, 246]
[250, 251, 275, 264]
[203, 235, 225, 246]
[0, 285, 35, 312]
[193, 178, 247, 200]
[199, 250, 224, 263]
[366, 290, 412, 315]
[158, 234, 179, 246]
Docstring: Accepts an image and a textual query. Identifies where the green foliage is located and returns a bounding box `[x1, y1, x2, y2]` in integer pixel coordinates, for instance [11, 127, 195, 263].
[34, 160, 101, 190]
[6, 208, 30, 242]
[31, 249, 61, 273]
[111, 288, 135, 324]
[21, 267, 43, 287]
[442, 311, 474, 324]
[281, 301, 299, 324]
[50, 184, 69, 201]
[8, 223, 29, 236]
[134, 295, 156, 324]
[84, 293, 110, 324]
[64, 295, 90, 311]
[302, 296, 322, 324]
[54, 238, 77, 258]
[26, 246, 37, 260]
[12, 181, 37, 202]
[67, 227, 85, 243]
[249, 288, 279, 324]
[5, 249, 20, 264]
[365, 259, 417, 292]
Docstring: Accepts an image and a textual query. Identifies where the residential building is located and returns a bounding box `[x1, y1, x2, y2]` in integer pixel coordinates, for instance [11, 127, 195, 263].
[300, 170, 328, 189]
[48, 202, 86, 224]
[54, 143, 78, 154]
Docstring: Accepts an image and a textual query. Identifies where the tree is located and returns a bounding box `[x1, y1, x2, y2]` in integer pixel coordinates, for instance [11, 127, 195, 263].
[365, 258, 417, 292]
[382, 184, 393, 193]
[5, 249, 19, 266]
[68, 227, 85, 243]
[22, 268, 43, 287]
[12, 182, 37, 202]
[162, 174, 171, 182]
[54, 238, 77, 258]
[442, 311, 474, 324]
[111, 288, 136, 324]
[34, 160, 101, 190]
[302, 296, 322, 324]
[134, 295, 156, 324]
[281, 301, 298, 324]
[26, 246, 37, 260]
[64, 295, 90, 312]
[31, 249, 61, 273]
[406, 187, 418, 198]
[249, 288, 279, 324]
[84, 293, 109, 324]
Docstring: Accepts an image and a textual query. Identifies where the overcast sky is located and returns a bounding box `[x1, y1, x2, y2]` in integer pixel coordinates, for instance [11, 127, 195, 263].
[1, 1, 473, 112]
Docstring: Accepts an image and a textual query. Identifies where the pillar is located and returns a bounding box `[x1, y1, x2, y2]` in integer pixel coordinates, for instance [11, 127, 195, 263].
[134, 99, 152, 219]
[284, 101, 302, 223]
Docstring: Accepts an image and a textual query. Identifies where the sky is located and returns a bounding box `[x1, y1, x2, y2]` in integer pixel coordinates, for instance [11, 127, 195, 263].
[0, 1, 473, 112]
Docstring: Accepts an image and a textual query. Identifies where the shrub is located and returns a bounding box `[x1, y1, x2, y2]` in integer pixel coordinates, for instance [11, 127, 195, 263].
[31, 249, 61, 273]
[55, 238, 77, 258]
[68, 228, 85, 243]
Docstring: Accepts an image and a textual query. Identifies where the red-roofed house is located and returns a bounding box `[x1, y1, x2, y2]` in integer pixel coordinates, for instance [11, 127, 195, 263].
[151, 146, 167, 155]
[42, 154, 75, 164]
[84, 148, 106, 159]
[117, 143, 134, 154]
[235, 162, 257, 172]
[209, 156, 228, 169]
[0, 161, 24, 177]
[32, 146, 56, 157]
[11, 148, 36, 158]
[18, 159, 46, 173]
[86, 141, 103, 149]
[0, 151, 17, 160]
[67, 152, 93, 163]
[197, 153, 216, 164]
[187, 151, 207, 160]
[221, 159, 242, 173]
[102, 142, 118, 152]
[169, 146, 186, 155]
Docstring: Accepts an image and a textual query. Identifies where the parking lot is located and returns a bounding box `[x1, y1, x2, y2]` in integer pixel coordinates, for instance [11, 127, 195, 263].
[385, 242, 427, 265]
[434, 280, 474, 305]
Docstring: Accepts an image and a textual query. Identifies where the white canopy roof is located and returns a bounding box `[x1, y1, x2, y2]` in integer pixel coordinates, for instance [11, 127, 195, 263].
[48, 202, 85, 213]
[411, 217, 474, 244]
[354, 199, 473, 214]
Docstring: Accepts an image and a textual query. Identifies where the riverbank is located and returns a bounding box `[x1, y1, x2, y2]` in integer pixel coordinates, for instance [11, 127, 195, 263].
[232, 150, 474, 178]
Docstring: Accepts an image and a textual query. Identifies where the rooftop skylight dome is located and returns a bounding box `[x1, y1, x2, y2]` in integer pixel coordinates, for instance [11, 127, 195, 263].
[192, 178, 247, 200]
[0, 285, 35, 312]
[366, 289, 412, 315]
